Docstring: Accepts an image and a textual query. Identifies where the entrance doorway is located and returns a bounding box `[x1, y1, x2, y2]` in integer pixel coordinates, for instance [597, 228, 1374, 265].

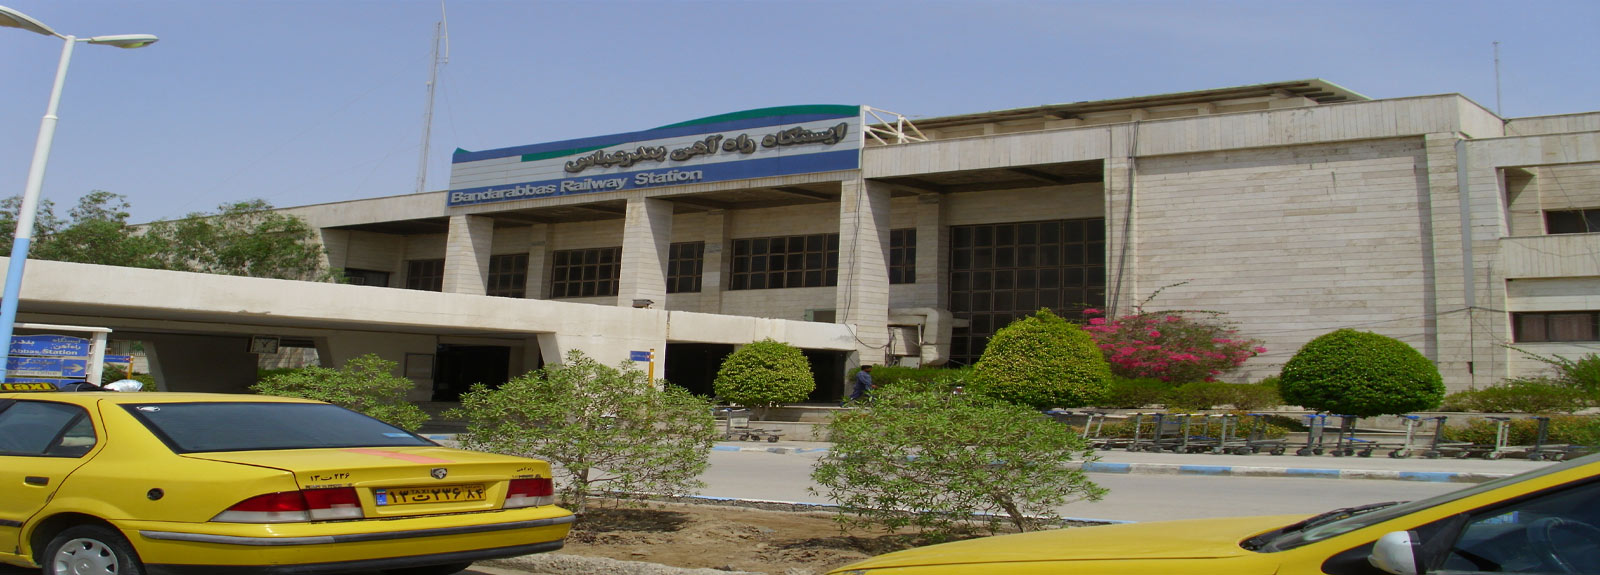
[664, 343, 734, 397]
[432, 345, 510, 401]
[802, 349, 847, 403]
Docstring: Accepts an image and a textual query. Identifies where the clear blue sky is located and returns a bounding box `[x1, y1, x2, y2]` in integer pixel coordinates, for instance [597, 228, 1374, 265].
[2, 0, 1597, 224]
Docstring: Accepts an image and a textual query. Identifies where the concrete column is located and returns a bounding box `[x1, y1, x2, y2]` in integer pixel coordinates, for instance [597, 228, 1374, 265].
[699, 210, 731, 313]
[618, 197, 673, 308]
[913, 193, 948, 308]
[1104, 153, 1138, 317]
[443, 214, 493, 295]
[525, 223, 552, 299]
[1422, 132, 1510, 391]
[836, 178, 892, 366]
[318, 229, 351, 277]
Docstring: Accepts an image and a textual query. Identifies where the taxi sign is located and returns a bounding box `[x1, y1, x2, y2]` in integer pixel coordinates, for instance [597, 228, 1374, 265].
[1, 382, 59, 392]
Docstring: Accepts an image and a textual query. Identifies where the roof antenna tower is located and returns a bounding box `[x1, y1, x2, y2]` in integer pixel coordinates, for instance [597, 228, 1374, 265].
[415, 1, 449, 194]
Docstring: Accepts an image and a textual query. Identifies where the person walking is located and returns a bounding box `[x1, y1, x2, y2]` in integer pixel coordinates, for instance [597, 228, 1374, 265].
[844, 364, 875, 406]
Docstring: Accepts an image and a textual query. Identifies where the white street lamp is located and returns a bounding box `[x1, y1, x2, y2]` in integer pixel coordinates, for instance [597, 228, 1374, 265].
[0, 5, 156, 382]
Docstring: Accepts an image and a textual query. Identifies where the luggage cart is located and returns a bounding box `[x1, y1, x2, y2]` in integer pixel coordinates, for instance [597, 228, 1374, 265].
[1384, 415, 1426, 458]
[1421, 416, 1474, 459]
[1295, 413, 1330, 456]
[1205, 414, 1256, 455]
[1240, 413, 1288, 455]
[1150, 413, 1193, 453]
[1329, 415, 1380, 457]
[1079, 411, 1116, 449]
[1523, 416, 1574, 461]
[713, 407, 784, 443]
[1121, 413, 1158, 452]
[1453, 417, 1514, 460]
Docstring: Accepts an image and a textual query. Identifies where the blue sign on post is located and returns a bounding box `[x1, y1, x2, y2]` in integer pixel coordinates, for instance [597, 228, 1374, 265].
[9, 335, 89, 358]
[6, 334, 93, 388]
[629, 350, 653, 362]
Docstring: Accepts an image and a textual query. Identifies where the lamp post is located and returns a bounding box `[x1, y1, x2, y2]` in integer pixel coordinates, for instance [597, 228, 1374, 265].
[0, 5, 156, 382]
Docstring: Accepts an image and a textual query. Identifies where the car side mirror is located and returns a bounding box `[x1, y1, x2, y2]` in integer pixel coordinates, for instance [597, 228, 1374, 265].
[1369, 531, 1424, 575]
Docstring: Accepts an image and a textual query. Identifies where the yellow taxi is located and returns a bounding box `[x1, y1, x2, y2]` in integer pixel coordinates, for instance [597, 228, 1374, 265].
[830, 451, 1600, 574]
[0, 389, 573, 575]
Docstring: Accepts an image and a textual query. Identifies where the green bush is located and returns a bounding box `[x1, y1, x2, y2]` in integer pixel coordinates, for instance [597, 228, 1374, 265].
[1278, 329, 1444, 417]
[1230, 381, 1284, 412]
[252, 354, 428, 431]
[1097, 377, 1174, 409]
[1442, 415, 1600, 447]
[1441, 377, 1592, 414]
[448, 351, 717, 513]
[1164, 382, 1239, 411]
[811, 383, 1104, 539]
[868, 365, 976, 389]
[714, 339, 815, 417]
[972, 309, 1112, 409]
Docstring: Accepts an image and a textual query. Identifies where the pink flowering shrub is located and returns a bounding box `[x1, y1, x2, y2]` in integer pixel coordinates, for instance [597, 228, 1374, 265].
[1079, 307, 1264, 383]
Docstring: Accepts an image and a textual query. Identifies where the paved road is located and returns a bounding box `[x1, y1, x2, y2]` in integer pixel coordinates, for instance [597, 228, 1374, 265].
[698, 448, 1470, 523]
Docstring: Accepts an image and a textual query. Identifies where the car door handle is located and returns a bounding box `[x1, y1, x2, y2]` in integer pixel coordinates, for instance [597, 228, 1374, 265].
[24, 476, 48, 486]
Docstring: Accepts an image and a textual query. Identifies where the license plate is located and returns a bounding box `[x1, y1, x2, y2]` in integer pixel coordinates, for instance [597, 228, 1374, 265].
[374, 484, 485, 506]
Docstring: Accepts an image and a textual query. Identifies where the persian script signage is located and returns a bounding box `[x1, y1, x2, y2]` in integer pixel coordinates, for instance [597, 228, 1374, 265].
[5, 334, 92, 388]
[447, 105, 862, 207]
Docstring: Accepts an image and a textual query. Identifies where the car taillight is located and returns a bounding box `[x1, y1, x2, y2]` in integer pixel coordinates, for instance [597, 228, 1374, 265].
[212, 488, 364, 523]
[504, 478, 554, 509]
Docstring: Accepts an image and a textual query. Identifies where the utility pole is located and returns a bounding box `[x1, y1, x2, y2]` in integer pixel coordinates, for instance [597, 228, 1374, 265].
[1493, 41, 1502, 117]
[415, 2, 449, 194]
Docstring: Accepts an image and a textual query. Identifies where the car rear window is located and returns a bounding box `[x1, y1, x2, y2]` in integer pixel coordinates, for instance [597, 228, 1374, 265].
[124, 402, 433, 453]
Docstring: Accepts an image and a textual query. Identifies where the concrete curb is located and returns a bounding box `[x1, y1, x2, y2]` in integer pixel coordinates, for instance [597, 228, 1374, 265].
[710, 443, 1511, 483]
[1076, 461, 1509, 483]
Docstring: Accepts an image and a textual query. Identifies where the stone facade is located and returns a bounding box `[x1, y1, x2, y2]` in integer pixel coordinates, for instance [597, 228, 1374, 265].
[231, 83, 1600, 395]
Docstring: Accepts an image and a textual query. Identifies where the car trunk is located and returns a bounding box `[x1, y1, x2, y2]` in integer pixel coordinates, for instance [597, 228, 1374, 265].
[185, 446, 551, 518]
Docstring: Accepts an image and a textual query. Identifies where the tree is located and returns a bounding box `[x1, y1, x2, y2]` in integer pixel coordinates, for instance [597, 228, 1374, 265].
[144, 199, 331, 281]
[811, 381, 1105, 539]
[448, 350, 717, 514]
[252, 354, 429, 431]
[29, 191, 165, 268]
[971, 309, 1111, 409]
[1278, 329, 1445, 417]
[713, 339, 815, 418]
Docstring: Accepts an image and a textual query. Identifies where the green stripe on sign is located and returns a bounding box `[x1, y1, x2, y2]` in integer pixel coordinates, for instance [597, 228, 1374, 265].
[654, 105, 861, 129]
[521, 144, 609, 163]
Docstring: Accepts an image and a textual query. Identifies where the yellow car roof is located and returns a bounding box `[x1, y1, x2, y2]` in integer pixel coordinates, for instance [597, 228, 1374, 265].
[0, 391, 324, 406]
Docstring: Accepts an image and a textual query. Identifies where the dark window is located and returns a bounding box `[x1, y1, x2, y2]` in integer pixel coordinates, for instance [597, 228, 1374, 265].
[551, 247, 621, 298]
[730, 233, 839, 290]
[889, 229, 916, 284]
[404, 259, 445, 292]
[667, 242, 704, 294]
[0, 401, 96, 457]
[124, 402, 431, 453]
[1545, 209, 1600, 234]
[342, 268, 390, 287]
[1513, 311, 1600, 342]
[487, 253, 529, 298]
[948, 218, 1106, 366]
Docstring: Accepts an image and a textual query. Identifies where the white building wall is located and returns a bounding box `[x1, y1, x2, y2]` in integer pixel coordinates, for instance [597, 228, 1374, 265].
[1132, 138, 1437, 383]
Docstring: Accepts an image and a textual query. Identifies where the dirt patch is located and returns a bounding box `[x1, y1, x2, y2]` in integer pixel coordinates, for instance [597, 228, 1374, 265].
[541, 501, 930, 575]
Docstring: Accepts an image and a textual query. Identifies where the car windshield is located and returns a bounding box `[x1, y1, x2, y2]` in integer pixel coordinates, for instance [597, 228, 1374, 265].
[1261, 452, 1600, 551]
[125, 402, 433, 453]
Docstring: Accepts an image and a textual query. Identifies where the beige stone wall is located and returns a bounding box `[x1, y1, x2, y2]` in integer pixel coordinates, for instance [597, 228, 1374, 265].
[1132, 137, 1437, 383]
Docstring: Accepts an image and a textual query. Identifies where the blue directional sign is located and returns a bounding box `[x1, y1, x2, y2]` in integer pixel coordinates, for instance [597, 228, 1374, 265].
[105, 354, 133, 364]
[9, 335, 90, 358]
[629, 350, 653, 362]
